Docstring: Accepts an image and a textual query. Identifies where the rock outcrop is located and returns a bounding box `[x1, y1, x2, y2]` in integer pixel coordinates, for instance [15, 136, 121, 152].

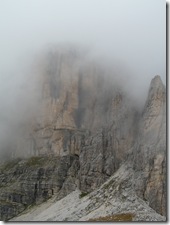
[133, 75, 166, 215]
[0, 48, 166, 221]
[0, 155, 79, 221]
[10, 162, 166, 222]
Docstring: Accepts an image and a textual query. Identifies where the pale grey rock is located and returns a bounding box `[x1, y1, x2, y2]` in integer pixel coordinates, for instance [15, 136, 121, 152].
[10, 162, 166, 222]
[133, 75, 166, 215]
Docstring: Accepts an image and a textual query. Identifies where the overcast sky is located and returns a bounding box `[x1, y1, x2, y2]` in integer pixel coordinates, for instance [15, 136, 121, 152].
[0, 0, 166, 103]
[0, 0, 166, 74]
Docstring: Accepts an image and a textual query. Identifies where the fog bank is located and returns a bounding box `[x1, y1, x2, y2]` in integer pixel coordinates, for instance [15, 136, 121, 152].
[0, 0, 166, 159]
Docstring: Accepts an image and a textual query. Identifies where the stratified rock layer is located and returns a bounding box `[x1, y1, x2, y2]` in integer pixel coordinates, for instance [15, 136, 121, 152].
[0, 155, 79, 221]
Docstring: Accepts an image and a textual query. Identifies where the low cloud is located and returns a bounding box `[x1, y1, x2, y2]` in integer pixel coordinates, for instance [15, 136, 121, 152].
[0, 0, 165, 160]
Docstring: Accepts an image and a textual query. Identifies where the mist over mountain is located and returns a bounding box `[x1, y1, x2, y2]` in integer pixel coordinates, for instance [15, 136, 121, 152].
[0, 0, 166, 222]
[0, 45, 166, 160]
[0, 0, 165, 159]
[0, 46, 166, 222]
[0, 0, 165, 96]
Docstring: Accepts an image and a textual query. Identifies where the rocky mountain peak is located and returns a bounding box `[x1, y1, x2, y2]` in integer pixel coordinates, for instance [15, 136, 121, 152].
[0, 50, 166, 221]
[147, 75, 165, 104]
[141, 75, 166, 131]
[133, 75, 166, 217]
[150, 75, 164, 87]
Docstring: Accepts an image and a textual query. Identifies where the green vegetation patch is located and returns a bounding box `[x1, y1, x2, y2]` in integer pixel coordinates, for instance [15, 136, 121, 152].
[88, 213, 134, 222]
[0, 158, 21, 172]
[25, 156, 47, 167]
[79, 192, 89, 198]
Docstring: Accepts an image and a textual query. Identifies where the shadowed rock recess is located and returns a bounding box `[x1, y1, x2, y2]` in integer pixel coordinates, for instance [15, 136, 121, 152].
[0, 49, 166, 221]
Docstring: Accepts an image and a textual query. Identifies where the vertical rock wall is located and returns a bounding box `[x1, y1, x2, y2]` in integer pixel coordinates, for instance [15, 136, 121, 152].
[2, 49, 166, 217]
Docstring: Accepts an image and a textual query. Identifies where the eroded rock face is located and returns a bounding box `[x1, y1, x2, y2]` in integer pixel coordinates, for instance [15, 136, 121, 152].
[10, 162, 166, 222]
[0, 155, 79, 221]
[0, 49, 166, 220]
[78, 103, 138, 192]
[133, 75, 166, 215]
[29, 50, 139, 193]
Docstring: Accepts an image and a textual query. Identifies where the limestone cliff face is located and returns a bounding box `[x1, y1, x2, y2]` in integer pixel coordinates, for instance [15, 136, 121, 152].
[0, 49, 166, 220]
[19, 49, 138, 163]
[27, 50, 139, 192]
[133, 75, 166, 215]
[17, 50, 166, 215]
